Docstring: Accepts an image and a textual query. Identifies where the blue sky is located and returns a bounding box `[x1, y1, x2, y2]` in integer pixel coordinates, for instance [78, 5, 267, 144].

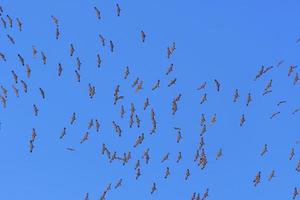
[0, 0, 299, 199]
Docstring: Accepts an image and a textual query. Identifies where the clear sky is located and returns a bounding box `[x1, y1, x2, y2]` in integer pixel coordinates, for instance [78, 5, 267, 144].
[0, 0, 299, 199]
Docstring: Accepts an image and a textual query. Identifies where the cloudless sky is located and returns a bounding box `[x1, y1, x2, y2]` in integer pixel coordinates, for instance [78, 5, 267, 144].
[0, 0, 300, 199]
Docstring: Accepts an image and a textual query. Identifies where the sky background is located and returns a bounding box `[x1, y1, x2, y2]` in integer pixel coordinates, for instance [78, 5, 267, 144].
[0, 0, 300, 199]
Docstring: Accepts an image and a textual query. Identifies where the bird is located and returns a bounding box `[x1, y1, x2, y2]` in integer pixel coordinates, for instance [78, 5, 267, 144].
[16, 17, 22, 31]
[70, 112, 76, 125]
[246, 93, 252, 106]
[161, 153, 170, 163]
[294, 72, 299, 85]
[277, 60, 284, 67]
[269, 111, 280, 119]
[150, 182, 157, 194]
[94, 7, 101, 19]
[116, 4, 121, 16]
[253, 171, 261, 186]
[0, 52, 6, 61]
[152, 80, 160, 91]
[76, 57, 81, 70]
[176, 152, 182, 163]
[109, 40, 114, 52]
[124, 66, 130, 79]
[33, 104, 39, 116]
[143, 98, 150, 110]
[0, 95, 6, 108]
[29, 140, 34, 153]
[168, 78, 177, 87]
[80, 132, 89, 144]
[290, 148, 295, 160]
[200, 93, 207, 104]
[268, 170, 275, 181]
[288, 65, 297, 76]
[6, 15, 12, 27]
[1, 17, 6, 28]
[58, 63, 63, 76]
[11, 70, 18, 83]
[164, 167, 170, 179]
[114, 179, 122, 189]
[233, 89, 240, 102]
[41, 51, 47, 64]
[26, 65, 31, 78]
[20, 80, 28, 93]
[99, 34, 105, 46]
[185, 169, 190, 180]
[51, 15, 59, 26]
[216, 148, 222, 160]
[70, 44, 75, 56]
[277, 100, 286, 106]
[95, 119, 100, 132]
[59, 128, 66, 139]
[32, 46, 37, 58]
[166, 64, 174, 75]
[66, 147, 75, 151]
[7, 34, 15, 44]
[75, 70, 81, 82]
[197, 82, 207, 90]
[17, 54, 25, 66]
[214, 79, 221, 92]
[55, 26, 60, 39]
[39, 88, 45, 99]
[240, 114, 245, 126]
[293, 187, 299, 199]
[84, 193, 89, 200]
[141, 31, 146, 42]
[261, 144, 268, 156]
[12, 85, 19, 97]
[96, 54, 101, 67]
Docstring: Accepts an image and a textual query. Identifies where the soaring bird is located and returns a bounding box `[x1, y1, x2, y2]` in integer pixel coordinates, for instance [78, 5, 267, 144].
[288, 65, 297, 76]
[94, 7, 101, 19]
[124, 66, 130, 79]
[0, 95, 6, 108]
[164, 167, 170, 179]
[152, 80, 160, 91]
[10, 71, 18, 85]
[197, 82, 207, 90]
[76, 57, 81, 70]
[166, 64, 174, 75]
[32, 46, 37, 58]
[26, 65, 31, 78]
[114, 179, 122, 189]
[7, 34, 15, 44]
[176, 152, 182, 163]
[55, 26, 60, 39]
[277, 100, 286, 106]
[51, 15, 59, 26]
[270, 112, 280, 119]
[216, 148, 222, 160]
[99, 34, 105, 46]
[39, 88, 45, 99]
[33, 104, 39, 116]
[109, 40, 114, 52]
[6, 15, 12, 27]
[16, 18, 22, 31]
[29, 140, 34, 153]
[41, 51, 47, 64]
[70, 112, 76, 125]
[200, 93, 207, 104]
[0, 85, 8, 97]
[59, 128, 66, 139]
[141, 31, 146, 42]
[268, 170, 275, 181]
[150, 182, 157, 194]
[120, 105, 125, 118]
[294, 72, 299, 85]
[293, 187, 299, 199]
[95, 119, 100, 132]
[84, 193, 89, 200]
[168, 78, 177, 87]
[12, 85, 19, 97]
[97, 54, 101, 67]
[70, 44, 75, 56]
[240, 114, 245, 126]
[246, 93, 252, 106]
[233, 89, 239, 102]
[58, 63, 63, 76]
[116, 4, 121, 16]
[290, 148, 295, 160]
[0, 52, 6, 61]
[214, 79, 221, 92]
[75, 70, 80, 82]
[185, 169, 190, 180]
[1, 17, 6, 28]
[161, 152, 170, 163]
[261, 144, 268, 156]
[18, 54, 25, 66]
[253, 171, 261, 186]
[143, 98, 150, 110]
[80, 132, 89, 144]
[20, 80, 28, 93]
